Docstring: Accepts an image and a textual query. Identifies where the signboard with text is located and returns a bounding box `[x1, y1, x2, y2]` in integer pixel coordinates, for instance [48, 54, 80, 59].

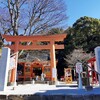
[64, 68, 72, 84]
[76, 62, 83, 74]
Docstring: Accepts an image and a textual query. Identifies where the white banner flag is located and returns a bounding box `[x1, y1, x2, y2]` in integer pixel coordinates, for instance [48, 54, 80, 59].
[9, 56, 16, 70]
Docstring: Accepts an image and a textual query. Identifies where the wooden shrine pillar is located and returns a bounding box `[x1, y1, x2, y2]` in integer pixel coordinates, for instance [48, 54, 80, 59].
[10, 41, 19, 85]
[50, 40, 56, 82]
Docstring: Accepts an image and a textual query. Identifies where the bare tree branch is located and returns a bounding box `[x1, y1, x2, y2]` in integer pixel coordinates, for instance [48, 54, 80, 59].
[0, 0, 67, 36]
[65, 49, 92, 67]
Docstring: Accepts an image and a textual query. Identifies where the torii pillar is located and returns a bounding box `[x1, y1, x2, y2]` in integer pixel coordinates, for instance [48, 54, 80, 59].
[50, 40, 56, 82]
[3, 34, 66, 84]
[10, 41, 19, 86]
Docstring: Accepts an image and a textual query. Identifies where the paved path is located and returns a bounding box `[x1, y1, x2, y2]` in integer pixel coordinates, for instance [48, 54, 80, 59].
[0, 81, 99, 96]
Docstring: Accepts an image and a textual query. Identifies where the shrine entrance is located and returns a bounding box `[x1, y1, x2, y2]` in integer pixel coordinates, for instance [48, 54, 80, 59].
[3, 34, 66, 84]
[31, 60, 44, 80]
[33, 67, 42, 76]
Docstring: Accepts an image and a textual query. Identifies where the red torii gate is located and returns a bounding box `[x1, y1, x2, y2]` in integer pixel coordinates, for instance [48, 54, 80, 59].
[3, 34, 66, 84]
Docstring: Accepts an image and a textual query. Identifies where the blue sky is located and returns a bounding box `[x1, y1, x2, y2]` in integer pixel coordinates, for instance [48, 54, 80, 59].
[65, 0, 100, 27]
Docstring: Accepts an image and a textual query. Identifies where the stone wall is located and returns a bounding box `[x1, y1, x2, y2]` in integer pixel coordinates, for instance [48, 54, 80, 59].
[1, 95, 100, 100]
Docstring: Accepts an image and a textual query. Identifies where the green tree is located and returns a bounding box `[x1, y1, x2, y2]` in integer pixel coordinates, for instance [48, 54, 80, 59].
[64, 27, 75, 55]
[73, 16, 100, 53]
